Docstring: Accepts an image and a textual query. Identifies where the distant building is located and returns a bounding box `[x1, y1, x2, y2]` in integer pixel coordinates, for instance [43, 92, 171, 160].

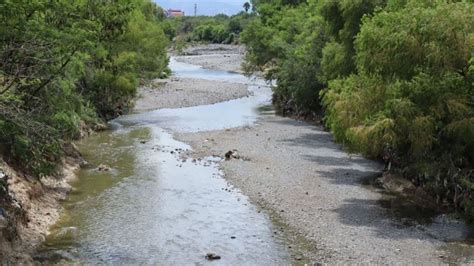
[165, 9, 185, 17]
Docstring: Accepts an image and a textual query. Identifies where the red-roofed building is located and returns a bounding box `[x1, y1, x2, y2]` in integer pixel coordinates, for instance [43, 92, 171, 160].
[166, 9, 185, 17]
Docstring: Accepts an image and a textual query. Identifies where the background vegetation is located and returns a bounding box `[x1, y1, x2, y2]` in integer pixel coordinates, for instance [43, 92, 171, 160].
[0, 0, 169, 176]
[164, 11, 255, 53]
[242, 0, 474, 217]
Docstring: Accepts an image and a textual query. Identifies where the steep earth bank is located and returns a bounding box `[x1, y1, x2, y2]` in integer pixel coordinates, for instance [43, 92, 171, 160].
[0, 151, 82, 264]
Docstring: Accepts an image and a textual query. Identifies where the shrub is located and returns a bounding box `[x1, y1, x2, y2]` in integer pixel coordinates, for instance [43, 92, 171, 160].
[0, 0, 169, 176]
[323, 2, 474, 209]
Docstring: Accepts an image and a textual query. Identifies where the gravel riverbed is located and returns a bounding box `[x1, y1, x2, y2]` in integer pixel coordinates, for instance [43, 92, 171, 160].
[134, 77, 249, 112]
[173, 44, 245, 74]
[177, 115, 453, 264]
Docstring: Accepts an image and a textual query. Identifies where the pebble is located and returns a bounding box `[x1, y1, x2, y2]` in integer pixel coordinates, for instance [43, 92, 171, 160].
[97, 164, 111, 172]
[205, 253, 221, 260]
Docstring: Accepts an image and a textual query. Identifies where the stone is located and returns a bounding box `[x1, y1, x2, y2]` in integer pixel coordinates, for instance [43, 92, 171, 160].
[205, 253, 221, 260]
[225, 150, 241, 160]
[97, 164, 111, 172]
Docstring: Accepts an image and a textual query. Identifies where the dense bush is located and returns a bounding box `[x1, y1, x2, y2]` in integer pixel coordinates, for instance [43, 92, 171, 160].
[240, 1, 314, 113]
[323, 2, 474, 209]
[0, 0, 169, 176]
[167, 12, 255, 46]
[193, 24, 231, 43]
[243, 0, 474, 215]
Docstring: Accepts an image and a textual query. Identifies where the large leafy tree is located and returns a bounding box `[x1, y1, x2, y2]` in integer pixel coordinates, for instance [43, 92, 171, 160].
[243, 0, 474, 215]
[0, 0, 169, 176]
[323, 1, 474, 209]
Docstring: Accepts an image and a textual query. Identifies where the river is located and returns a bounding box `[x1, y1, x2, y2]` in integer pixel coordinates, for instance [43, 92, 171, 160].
[36, 58, 292, 264]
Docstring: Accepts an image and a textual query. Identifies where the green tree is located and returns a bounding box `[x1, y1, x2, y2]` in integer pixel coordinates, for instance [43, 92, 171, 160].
[244, 2, 251, 13]
[0, 0, 169, 176]
[318, 0, 387, 81]
[323, 1, 474, 211]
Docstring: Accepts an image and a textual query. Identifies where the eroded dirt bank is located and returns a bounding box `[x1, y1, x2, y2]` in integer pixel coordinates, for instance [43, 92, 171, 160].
[0, 154, 81, 264]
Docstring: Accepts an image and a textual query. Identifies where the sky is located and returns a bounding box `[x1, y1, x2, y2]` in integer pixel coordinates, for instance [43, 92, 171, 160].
[154, 0, 247, 16]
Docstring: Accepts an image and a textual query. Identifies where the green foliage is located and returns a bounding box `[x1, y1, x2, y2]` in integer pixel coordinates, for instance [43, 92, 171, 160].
[318, 0, 387, 80]
[0, 0, 169, 176]
[193, 24, 230, 43]
[166, 12, 256, 46]
[241, 1, 330, 115]
[323, 2, 474, 208]
[244, 0, 474, 215]
[273, 15, 329, 115]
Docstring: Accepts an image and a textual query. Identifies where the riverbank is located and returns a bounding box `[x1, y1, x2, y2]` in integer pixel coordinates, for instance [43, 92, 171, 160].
[0, 51, 253, 263]
[0, 151, 81, 264]
[177, 115, 461, 264]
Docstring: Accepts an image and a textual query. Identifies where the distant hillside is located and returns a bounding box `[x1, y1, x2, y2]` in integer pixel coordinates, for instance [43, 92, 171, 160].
[154, 0, 245, 16]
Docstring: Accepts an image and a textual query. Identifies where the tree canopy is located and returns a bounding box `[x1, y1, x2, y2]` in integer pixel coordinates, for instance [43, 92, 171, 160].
[242, 0, 474, 216]
[0, 0, 169, 176]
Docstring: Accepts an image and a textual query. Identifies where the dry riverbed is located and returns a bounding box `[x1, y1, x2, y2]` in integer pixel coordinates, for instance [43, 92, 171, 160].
[177, 116, 462, 264]
[135, 77, 249, 112]
[173, 44, 245, 74]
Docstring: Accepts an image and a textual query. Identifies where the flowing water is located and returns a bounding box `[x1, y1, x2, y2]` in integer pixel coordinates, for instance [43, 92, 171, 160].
[37, 58, 291, 264]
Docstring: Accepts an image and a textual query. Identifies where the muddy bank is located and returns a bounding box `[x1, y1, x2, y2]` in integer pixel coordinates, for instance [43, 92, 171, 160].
[174, 44, 245, 74]
[0, 154, 81, 264]
[176, 114, 466, 264]
[135, 77, 249, 112]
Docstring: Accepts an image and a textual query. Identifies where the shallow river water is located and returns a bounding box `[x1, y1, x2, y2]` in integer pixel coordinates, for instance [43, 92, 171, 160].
[37, 58, 291, 264]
